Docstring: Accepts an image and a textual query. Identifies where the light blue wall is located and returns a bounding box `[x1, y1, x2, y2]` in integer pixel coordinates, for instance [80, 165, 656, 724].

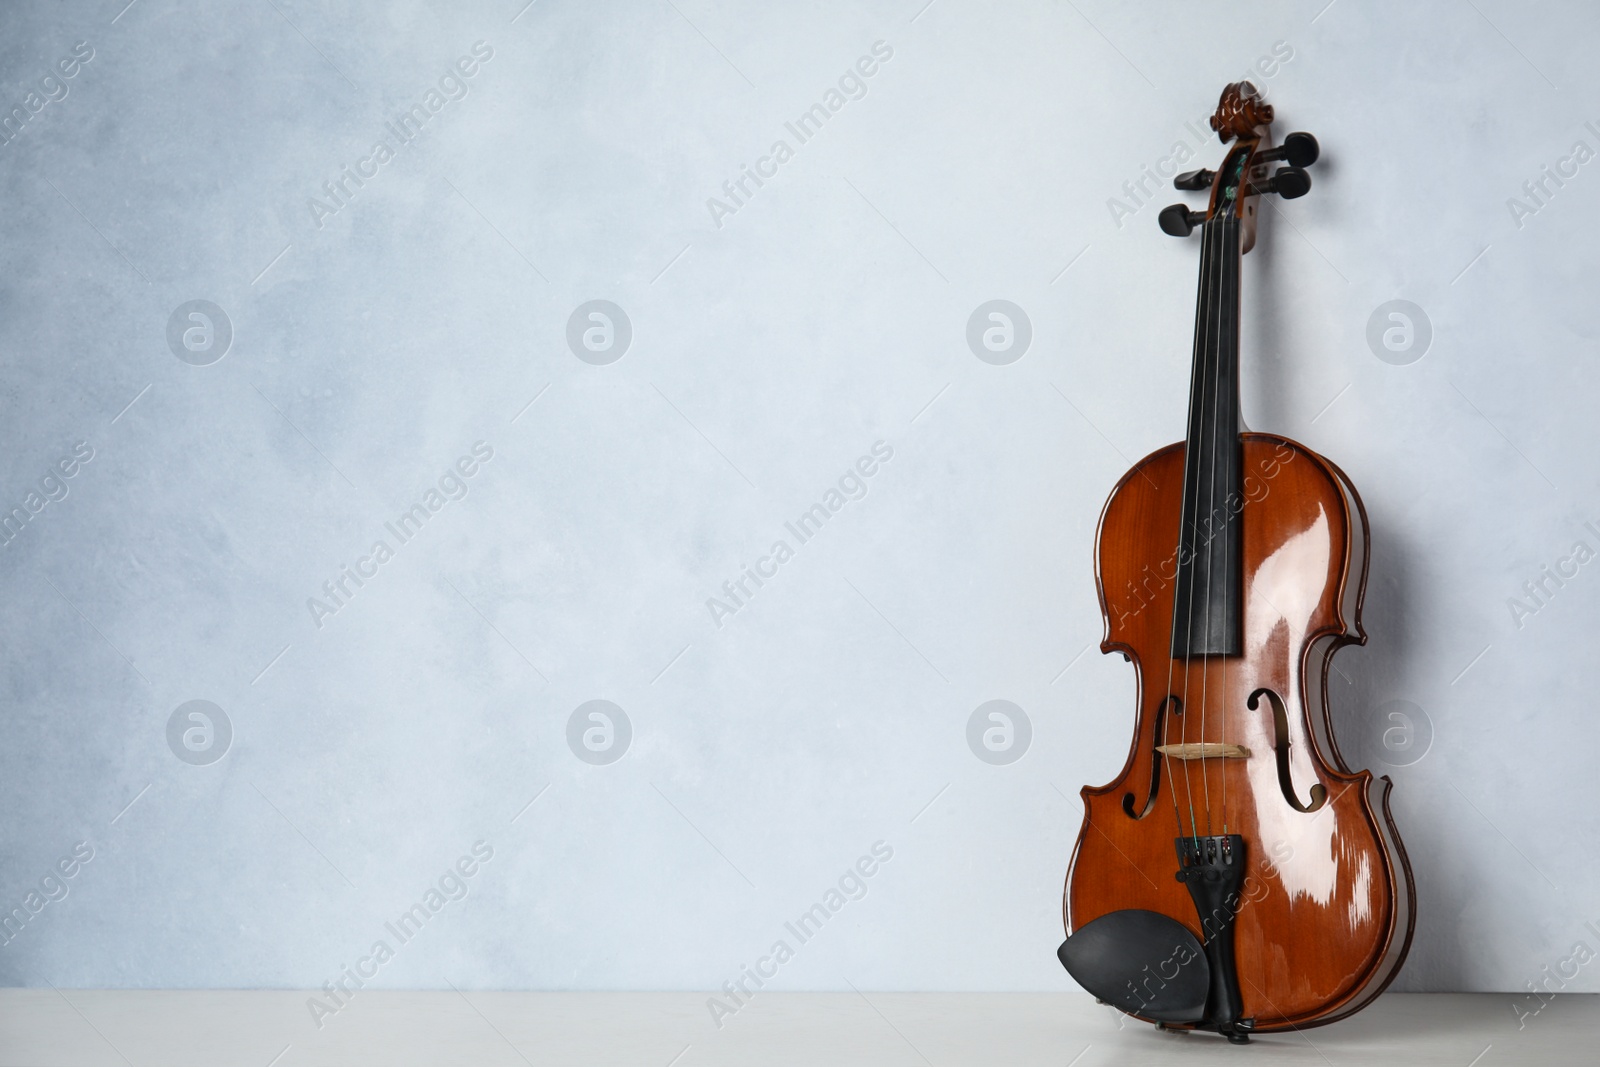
[1, 0, 1595, 1004]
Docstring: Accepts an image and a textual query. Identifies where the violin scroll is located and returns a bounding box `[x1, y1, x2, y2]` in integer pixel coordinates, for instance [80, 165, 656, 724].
[1210, 81, 1274, 142]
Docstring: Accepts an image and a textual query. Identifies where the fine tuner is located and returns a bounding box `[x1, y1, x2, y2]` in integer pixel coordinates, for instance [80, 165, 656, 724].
[1159, 129, 1320, 238]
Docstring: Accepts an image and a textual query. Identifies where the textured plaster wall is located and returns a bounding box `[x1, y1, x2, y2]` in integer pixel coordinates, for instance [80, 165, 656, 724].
[1, 0, 1597, 1004]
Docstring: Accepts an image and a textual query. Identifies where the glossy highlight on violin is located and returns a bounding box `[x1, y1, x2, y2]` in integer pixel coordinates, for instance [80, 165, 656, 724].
[1056, 83, 1415, 1043]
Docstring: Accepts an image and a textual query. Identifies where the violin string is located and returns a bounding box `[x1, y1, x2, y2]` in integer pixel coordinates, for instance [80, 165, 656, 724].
[1160, 593, 1185, 834]
[1201, 241, 1216, 838]
[1173, 256, 1200, 844]
[1219, 189, 1247, 837]
[1173, 202, 1220, 844]
[1217, 174, 1247, 837]
[1219, 200, 1240, 836]
[1169, 216, 1206, 844]
[1201, 200, 1239, 840]
[1195, 169, 1233, 841]
[1192, 195, 1227, 842]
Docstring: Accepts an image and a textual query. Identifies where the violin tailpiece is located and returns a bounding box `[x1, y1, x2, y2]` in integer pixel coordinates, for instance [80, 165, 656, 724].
[1175, 834, 1254, 1044]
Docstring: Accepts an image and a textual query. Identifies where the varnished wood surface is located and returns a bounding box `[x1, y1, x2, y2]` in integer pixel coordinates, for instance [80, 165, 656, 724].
[1210, 81, 1274, 142]
[1063, 433, 1414, 1031]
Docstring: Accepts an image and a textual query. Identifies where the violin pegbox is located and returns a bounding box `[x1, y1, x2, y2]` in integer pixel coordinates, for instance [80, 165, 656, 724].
[1158, 81, 1319, 253]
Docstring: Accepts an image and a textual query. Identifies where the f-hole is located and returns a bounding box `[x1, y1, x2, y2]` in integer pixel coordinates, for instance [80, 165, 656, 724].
[1123, 696, 1181, 819]
[1248, 687, 1327, 813]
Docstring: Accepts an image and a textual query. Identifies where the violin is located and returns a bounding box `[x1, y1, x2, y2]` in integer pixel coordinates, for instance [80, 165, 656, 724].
[1057, 83, 1414, 1042]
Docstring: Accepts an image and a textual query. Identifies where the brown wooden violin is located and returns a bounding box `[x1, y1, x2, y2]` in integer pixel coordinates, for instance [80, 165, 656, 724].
[1057, 83, 1414, 1042]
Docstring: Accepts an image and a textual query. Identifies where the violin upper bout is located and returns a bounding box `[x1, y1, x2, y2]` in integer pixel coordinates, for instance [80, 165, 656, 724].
[1092, 435, 1368, 670]
[1093, 442, 1189, 660]
[1245, 433, 1369, 649]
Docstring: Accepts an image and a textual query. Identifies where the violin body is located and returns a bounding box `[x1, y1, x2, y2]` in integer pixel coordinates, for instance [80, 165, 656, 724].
[1055, 84, 1413, 1039]
[1064, 433, 1414, 1030]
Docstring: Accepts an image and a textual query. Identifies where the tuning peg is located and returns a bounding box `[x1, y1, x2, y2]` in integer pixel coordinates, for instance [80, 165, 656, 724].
[1159, 204, 1207, 237]
[1255, 132, 1319, 168]
[1173, 168, 1214, 191]
[1254, 167, 1312, 199]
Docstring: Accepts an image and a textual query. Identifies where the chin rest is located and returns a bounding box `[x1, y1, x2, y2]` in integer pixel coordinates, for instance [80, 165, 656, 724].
[1057, 909, 1208, 1023]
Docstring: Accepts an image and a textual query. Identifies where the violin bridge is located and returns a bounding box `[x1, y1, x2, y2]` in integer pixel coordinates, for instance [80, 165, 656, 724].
[1156, 742, 1251, 760]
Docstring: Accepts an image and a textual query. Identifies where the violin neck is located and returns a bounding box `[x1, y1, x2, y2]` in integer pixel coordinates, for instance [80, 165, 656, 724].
[1171, 214, 1244, 658]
